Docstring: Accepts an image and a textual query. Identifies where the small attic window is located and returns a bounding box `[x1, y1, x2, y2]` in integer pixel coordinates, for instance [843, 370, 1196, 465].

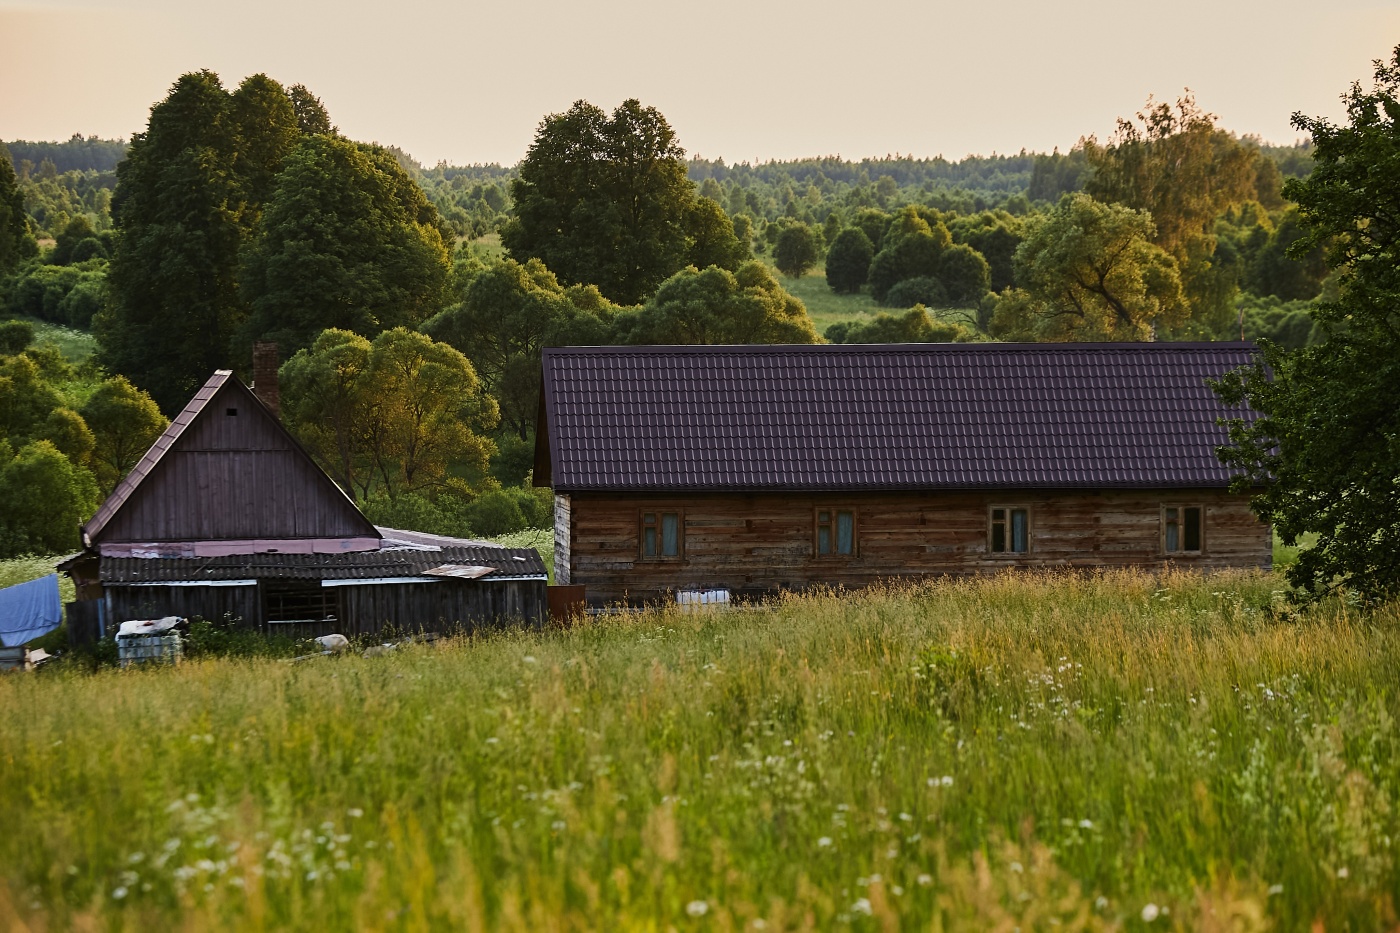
[226, 407, 238, 416]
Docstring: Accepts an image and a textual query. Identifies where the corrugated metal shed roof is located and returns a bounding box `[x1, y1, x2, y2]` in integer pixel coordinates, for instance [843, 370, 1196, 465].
[539, 343, 1259, 492]
[100, 546, 547, 584]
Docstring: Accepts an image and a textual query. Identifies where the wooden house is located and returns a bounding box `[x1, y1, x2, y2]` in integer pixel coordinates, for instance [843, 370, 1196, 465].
[62, 368, 546, 638]
[534, 343, 1270, 606]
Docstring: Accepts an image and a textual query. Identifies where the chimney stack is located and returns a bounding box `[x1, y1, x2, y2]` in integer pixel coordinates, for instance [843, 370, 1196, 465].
[252, 341, 280, 418]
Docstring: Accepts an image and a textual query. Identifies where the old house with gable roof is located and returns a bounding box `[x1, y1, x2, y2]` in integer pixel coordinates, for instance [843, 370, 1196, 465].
[534, 342, 1271, 606]
[62, 351, 546, 638]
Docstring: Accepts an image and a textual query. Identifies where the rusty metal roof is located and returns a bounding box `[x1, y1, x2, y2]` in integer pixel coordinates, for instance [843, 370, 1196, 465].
[538, 343, 1260, 492]
[100, 546, 547, 584]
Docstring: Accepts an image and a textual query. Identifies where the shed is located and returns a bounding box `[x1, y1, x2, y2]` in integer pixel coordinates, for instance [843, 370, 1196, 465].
[534, 342, 1271, 605]
[62, 369, 546, 638]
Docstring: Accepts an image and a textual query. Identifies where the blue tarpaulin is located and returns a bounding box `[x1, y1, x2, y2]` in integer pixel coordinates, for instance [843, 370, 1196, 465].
[0, 574, 62, 647]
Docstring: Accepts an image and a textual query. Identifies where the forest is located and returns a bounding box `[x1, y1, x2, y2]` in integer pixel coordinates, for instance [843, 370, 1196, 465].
[0, 70, 1346, 563]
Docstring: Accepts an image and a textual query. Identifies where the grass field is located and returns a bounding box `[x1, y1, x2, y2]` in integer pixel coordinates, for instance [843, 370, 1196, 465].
[13, 316, 98, 362]
[770, 265, 883, 335]
[1, 568, 1396, 930]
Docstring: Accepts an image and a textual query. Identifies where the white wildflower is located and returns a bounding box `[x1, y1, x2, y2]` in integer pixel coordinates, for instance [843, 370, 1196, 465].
[686, 899, 709, 917]
[917, 873, 933, 887]
[817, 837, 833, 848]
[112, 886, 128, 899]
[1009, 861, 1023, 873]
[523, 656, 537, 664]
[1141, 903, 1160, 922]
[347, 808, 364, 818]
[1267, 884, 1284, 895]
[1337, 867, 1349, 878]
[1078, 819, 1093, 829]
[851, 898, 873, 916]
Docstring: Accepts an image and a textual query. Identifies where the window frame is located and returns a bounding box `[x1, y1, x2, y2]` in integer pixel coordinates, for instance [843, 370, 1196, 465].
[1161, 504, 1206, 556]
[813, 507, 859, 558]
[263, 581, 341, 625]
[638, 509, 684, 561]
[988, 504, 1033, 556]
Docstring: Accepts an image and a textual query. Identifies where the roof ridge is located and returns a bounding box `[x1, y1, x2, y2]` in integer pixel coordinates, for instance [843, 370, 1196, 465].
[543, 341, 1257, 356]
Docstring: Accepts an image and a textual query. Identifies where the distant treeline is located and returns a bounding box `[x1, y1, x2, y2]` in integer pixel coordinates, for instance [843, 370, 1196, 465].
[3, 135, 128, 174]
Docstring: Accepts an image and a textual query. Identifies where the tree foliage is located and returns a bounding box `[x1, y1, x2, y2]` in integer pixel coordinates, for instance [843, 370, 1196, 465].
[1214, 49, 1400, 600]
[616, 262, 819, 345]
[0, 142, 35, 274]
[239, 135, 452, 356]
[98, 71, 302, 413]
[991, 193, 1185, 341]
[503, 99, 740, 304]
[868, 207, 951, 303]
[79, 376, 169, 494]
[280, 328, 498, 503]
[773, 223, 820, 278]
[825, 306, 973, 344]
[825, 227, 874, 293]
[424, 258, 618, 441]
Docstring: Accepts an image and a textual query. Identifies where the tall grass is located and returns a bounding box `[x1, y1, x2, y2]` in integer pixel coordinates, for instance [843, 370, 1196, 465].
[1, 570, 1396, 930]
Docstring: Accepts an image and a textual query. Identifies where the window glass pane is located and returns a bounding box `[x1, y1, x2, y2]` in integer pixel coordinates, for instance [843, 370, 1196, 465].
[1165, 521, 1179, 552]
[1011, 509, 1028, 552]
[662, 513, 679, 557]
[1184, 508, 1202, 551]
[991, 522, 1006, 553]
[643, 526, 657, 557]
[836, 511, 854, 554]
[1165, 508, 1178, 522]
[818, 511, 830, 523]
[992, 508, 1005, 521]
[818, 526, 830, 555]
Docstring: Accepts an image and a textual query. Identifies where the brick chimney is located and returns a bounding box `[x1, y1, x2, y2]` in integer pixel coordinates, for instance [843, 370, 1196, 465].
[252, 341, 280, 419]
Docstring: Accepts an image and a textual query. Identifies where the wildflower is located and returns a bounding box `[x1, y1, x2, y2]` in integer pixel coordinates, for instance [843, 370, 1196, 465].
[851, 898, 873, 916]
[1337, 867, 1349, 878]
[1009, 861, 1023, 873]
[552, 821, 567, 831]
[523, 656, 537, 664]
[1141, 903, 1160, 922]
[686, 900, 709, 917]
[1267, 884, 1283, 896]
[917, 874, 933, 887]
[1078, 819, 1093, 829]
[1095, 896, 1108, 909]
[347, 808, 364, 818]
[817, 837, 833, 848]
[112, 886, 128, 899]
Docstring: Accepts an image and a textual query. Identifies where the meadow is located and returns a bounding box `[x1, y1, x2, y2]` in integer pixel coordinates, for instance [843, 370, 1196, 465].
[1, 568, 1396, 931]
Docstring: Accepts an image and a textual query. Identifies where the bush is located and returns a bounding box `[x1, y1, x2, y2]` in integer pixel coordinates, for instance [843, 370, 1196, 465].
[824, 228, 874, 294]
[463, 490, 528, 537]
[0, 319, 34, 355]
[885, 276, 948, 309]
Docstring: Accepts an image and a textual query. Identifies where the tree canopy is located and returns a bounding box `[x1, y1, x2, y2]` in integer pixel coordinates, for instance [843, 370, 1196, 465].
[1214, 48, 1400, 601]
[991, 193, 1186, 341]
[503, 99, 741, 304]
[616, 262, 819, 345]
[239, 135, 452, 356]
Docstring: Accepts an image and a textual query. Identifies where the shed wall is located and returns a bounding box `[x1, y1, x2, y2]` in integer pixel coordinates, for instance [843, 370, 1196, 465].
[564, 489, 1271, 605]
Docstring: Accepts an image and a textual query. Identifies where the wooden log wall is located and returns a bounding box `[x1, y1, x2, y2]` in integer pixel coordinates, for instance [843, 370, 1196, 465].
[554, 494, 572, 585]
[561, 489, 1272, 605]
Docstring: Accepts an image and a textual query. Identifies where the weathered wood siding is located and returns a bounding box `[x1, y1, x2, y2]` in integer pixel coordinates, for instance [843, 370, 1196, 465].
[565, 489, 1271, 605]
[105, 579, 546, 638]
[554, 494, 571, 585]
[100, 381, 374, 544]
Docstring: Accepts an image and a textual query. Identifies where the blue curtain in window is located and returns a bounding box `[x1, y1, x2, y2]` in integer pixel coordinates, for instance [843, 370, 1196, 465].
[836, 512, 854, 554]
[1011, 510, 1028, 552]
[662, 513, 679, 557]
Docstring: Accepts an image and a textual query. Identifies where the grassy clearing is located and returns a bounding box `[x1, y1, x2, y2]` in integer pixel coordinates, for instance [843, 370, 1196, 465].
[1, 570, 1396, 930]
[13, 316, 97, 362]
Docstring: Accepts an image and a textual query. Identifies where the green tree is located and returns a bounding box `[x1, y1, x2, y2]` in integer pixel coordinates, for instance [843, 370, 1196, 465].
[1214, 48, 1400, 600]
[281, 328, 498, 503]
[868, 207, 951, 303]
[423, 258, 617, 441]
[1084, 93, 1257, 333]
[0, 142, 35, 273]
[503, 99, 736, 304]
[98, 71, 301, 413]
[825, 227, 874, 293]
[239, 135, 452, 355]
[827, 307, 972, 344]
[937, 243, 992, 307]
[616, 262, 819, 345]
[773, 223, 819, 278]
[949, 211, 1023, 292]
[991, 193, 1185, 341]
[0, 440, 100, 556]
[289, 83, 335, 136]
[0, 320, 34, 356]
[884, 276, 947, 309]
[685, 196, 747, 271]
[0, 353, 63, 444]
[79, 375, 169, 494]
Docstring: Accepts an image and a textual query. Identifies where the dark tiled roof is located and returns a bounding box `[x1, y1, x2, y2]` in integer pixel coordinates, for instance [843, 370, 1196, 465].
[540, 343, 1259, 491]
[100, 546, 547, 584]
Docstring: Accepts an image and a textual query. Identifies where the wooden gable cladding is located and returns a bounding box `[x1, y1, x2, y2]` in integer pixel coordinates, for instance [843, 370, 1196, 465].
[562, 489, 1271, 605]
[89, 374, 379, 552]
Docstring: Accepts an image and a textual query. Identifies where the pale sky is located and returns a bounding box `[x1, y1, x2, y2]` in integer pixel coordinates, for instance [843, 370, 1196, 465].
[2, 0, 1397, 167]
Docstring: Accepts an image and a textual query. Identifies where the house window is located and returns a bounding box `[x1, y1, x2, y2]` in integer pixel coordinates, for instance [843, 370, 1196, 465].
[640, 511, 682, 559]
[815, 508, 857, 556]
[1163, 505, 1204, 554]
[990, 506, 1030, 554]
[264, 581, 340, 624]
